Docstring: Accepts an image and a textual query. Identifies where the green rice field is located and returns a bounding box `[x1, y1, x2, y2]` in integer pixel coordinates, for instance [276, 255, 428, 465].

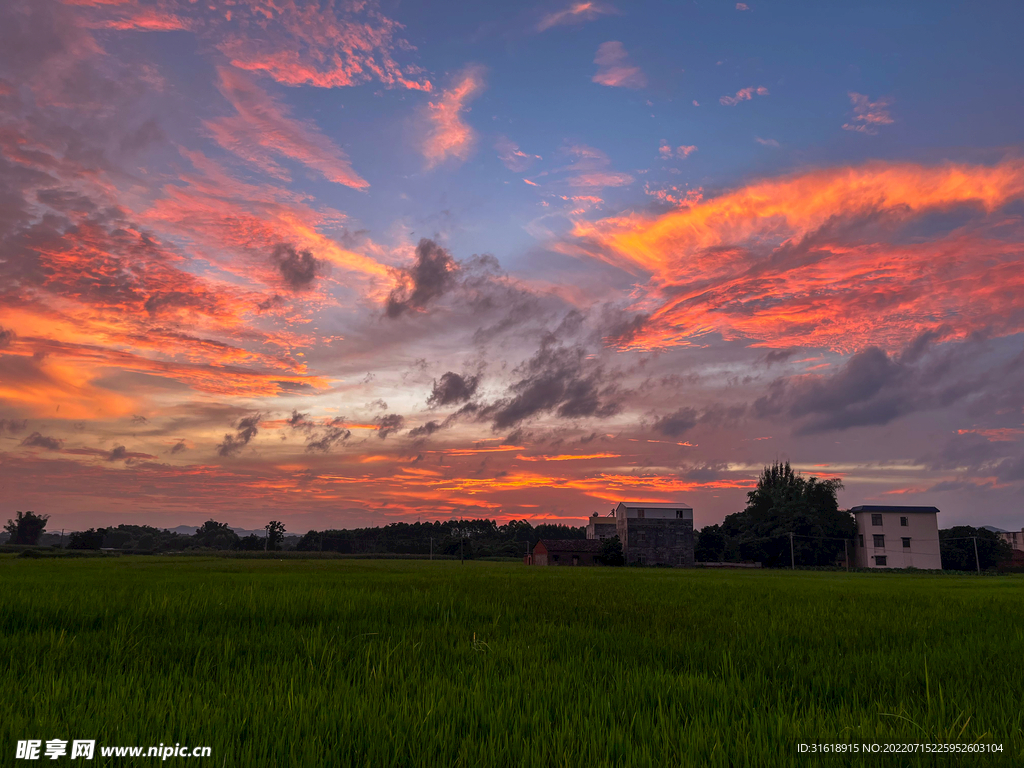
[2, 555, 1022, 766]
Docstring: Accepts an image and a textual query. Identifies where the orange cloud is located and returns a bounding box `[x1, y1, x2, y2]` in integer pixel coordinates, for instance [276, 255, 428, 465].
[422, 65, 486, 169]
[643, 183, 703, 208]
[720, 86, 768, 105]
[145, 149, 387, 281]
[571, 159, 1024, 351]
[537, 2, 617, 31]
[593, 41, 646, 89]
[207, 66, 368, 189]
[517, 453, 620, 461]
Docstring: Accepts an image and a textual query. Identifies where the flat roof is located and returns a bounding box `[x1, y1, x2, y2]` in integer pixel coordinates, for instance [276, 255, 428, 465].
[616, 502, 693, 509]
[850, 505, 939, 514]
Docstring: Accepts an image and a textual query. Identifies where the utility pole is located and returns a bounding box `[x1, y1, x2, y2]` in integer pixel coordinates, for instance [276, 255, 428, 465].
[430, 537, 433, 561]
[59, 528, 64, 549]
[264, 525, 268, 552]
[789, 532, 795, 570]
[972, 536, 981, 574]
[844, 538, 849, 572]
[460, 536, 464, 564]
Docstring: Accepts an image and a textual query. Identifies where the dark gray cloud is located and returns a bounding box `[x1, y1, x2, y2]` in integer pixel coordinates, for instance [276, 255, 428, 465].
[217, 413, 261, 457]
[385, 238, 457, 318]
[270, 244, 325, 291]
[131, 414, 148, 425]
[408, 420, 441, 438]
[306, 424, 351, 452]
[427, 372, 480, 407]
[602, 312, 649, 347]
[0, 418, 27, 434]
[20, 432, 63, 450]
[478, 335, 623, 430]
[287, 410, 351, 452]
[759, 349, 797, 367]
[119, 118, 165, 153]
[753, 336, 997, 434]
[652, 407, 699, 437]
[374, 413, 405, 439]
[108, 445, 127, 461]
[0, 326, 13, 348]
[170, 440, 188, 455]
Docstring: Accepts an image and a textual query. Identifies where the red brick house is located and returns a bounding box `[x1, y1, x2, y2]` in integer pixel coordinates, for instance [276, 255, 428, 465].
[532, 539, 604, 566]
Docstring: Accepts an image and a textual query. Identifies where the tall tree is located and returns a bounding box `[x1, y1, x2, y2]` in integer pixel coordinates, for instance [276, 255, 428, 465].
[4, 511, 49, 545]
[194, 519, 239, 549]
[265, 521, 286, 551]
[722, 462, 854, 567]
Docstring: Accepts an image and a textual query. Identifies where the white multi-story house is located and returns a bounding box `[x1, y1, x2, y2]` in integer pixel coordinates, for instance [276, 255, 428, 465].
[851, 505, 941, 569]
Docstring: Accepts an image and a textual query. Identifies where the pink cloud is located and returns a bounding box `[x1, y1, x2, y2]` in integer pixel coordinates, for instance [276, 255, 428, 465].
[592, 41, 647, 89]
[421, 65, 487, 169]
[206, 66, 368, 189]
[69, 0, 432, 91]
[555, 144, 634, 190]
[568, 172, 633, 188]
[719, 86, 769, 106]
[537, 1, 618, 31]
[842, 92, 894, 135]
[659, 143, 697, 159]
[496, 136, 541, 172]
[736, 3, 750, 10]
[755, 137, 780, 147]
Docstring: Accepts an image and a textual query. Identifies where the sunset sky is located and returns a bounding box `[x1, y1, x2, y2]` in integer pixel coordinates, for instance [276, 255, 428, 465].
[3, 0, 1024, 533]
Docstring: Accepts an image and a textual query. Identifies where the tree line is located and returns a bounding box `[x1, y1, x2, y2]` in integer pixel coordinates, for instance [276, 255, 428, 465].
[1, 512, 585, 558]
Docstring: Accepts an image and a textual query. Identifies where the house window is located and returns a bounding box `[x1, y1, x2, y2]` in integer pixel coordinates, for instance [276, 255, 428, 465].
[858, 534, 864, 547]
[871, 514, 883, 526]
[873, 534, 885, 548]
[676, 510, 685, 518]
[900, 516, 909, 526]
[551, 554, 559, 563]
[875, 555, 887, 566]
[572, 555, 579, 566]
[902, 537, 911, 548]
[637, 509, 645, 519]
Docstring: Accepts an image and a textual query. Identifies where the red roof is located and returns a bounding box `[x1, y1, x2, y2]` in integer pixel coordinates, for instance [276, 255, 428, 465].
[535, 539, 605, 554]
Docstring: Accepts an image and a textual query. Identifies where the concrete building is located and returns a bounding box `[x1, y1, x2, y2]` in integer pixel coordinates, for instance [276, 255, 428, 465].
[586, 513, 618, 540]
[986, 527, 1024, 552]
[532, 539, 604, 566]
[615, 501, 694, 567]
[851, 505, 941, 569]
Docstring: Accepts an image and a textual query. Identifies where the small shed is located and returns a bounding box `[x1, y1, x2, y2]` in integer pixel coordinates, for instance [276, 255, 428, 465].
[532, 539, 604, 566]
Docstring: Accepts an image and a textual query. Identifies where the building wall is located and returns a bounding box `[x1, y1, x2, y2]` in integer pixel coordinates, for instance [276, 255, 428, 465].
[538, 551, 600, 566]
[995, 529, 1024, 552]
[586, 519, 617, 540]
[853, 511, 941, 569]
[617, 516, 694, 566]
